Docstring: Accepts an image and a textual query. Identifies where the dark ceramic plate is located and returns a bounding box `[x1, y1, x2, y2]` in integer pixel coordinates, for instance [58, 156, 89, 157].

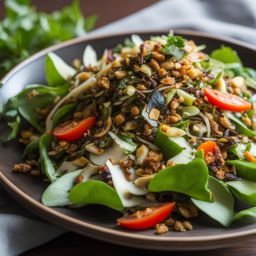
[1, 30, 256, 251]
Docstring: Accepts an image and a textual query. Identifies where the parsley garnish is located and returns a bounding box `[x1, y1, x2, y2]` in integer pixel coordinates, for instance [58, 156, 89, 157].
[162, 35, 185, 59]
[0, 0, 97, 78]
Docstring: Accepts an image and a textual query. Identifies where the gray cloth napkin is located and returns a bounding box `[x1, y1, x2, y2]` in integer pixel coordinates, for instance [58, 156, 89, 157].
[1, 0, 256, 255]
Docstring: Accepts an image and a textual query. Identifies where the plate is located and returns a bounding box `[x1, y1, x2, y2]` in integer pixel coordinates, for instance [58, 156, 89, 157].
[1, 30, 256, 251]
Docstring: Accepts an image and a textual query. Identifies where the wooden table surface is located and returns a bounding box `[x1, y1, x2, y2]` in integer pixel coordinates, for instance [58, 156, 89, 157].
[1, 0, 255, 255]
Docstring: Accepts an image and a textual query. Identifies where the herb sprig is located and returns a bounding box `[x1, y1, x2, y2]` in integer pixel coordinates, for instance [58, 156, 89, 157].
[0, 0, 97, 78]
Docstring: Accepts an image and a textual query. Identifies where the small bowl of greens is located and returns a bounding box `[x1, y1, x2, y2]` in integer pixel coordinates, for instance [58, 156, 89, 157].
[1, 30, 256, 251]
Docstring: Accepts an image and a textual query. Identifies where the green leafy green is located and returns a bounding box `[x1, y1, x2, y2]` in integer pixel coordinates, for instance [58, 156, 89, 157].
[154, 128, 183, 159]
[45, 52, 76, 86]
[39, 134, 56, 182]
[51, 103, 76, 128]
[148, 158, 212, 201]
[3, 115, 21, 142]
[0, 0, 96, 78]
[3, 84, 69, 132]
[69, 180, 123, 211]
[227, 179, 256, 206]
[42, 170, 81, 207]
[192, 176, 234, 227]
[162, 35, 185, 59]
[211, 46, 241, 64]
[23, 139, 39, 158]
[234, 207, 256, 222]
[226, 160, 256, 181]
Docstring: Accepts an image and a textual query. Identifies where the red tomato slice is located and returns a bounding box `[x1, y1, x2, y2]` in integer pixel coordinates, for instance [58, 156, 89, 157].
[53, 116, 96, 141]
[197, 141, 217, 157]
[204, 88, 251, 112]
[117, 202, 175, 230]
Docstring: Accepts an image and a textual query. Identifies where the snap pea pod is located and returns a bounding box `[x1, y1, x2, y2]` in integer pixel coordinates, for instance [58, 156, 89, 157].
[148, 158, 212, 201]
[234, 207, 256, 222]
[69, 180, 123, 211]
[226, 159, 256, 181]
[225, 112, 256, 137]
[154, 128, 183, 159]
[227, 179, 256, 206]
[192, 176, 234, 227]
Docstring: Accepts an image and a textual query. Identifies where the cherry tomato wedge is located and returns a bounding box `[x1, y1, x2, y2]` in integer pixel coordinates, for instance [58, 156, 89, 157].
[117, 202, 175, 230]
[204, 88, 251, 112]
[197, 141, 217, 157]
[53, 116, 96, 141]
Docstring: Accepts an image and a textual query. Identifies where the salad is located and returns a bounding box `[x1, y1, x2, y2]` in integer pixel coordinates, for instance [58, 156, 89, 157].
[2, 33, 256, 234]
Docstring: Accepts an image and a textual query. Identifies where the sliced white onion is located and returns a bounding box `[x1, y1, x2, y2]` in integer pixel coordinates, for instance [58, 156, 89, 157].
[79, 163, 99, 181]
[108, 131, 137, 153]
[106, 160, 147, 207]
[141, 105, 158, 127]
[136, 136, 160, 151]
[96, 63, 112, 79]
[198, 112, 211, 138]
[56, 161, 78, 175]
[89, 143, 125, 166]
[83, 45, 97, 67]
[131, 34, 143, 47]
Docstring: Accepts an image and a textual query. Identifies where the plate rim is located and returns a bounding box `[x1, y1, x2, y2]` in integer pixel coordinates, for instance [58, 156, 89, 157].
[1, 29, 256, 246]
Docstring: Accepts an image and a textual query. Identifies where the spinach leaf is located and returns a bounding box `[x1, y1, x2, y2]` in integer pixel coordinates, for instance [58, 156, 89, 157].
[148, 158, 212, 201]
[69, 180, 123, 211]
[4, 84, 68, 132]
[192, 176, 234, 227]
[39, 134, 56, 182]
[45, 52, 76, 86]
[211, 46, 241, 64]
[162, 35, 185, 59]
[42, 170, 81, 207]
[3, 115, 21, 142]
[226, 160, 256, 181]
[51, 103, 76, 128]
[227, 179, 256, 206]
[154, 128, 183, 159]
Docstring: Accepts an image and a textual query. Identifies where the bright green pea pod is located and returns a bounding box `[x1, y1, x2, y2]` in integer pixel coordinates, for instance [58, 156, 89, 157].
[177, 89, 195, 106]
[192, 176, 234, 227]
[148, 158, 212, 201]
[233, 207, 256, 222]
[69, 180, 124, 212]
[39, 134, 57, 182]
[227, 179, 256, 206]
[226, 160, 256, 181]
[225, 112, 256, 137]
[228, 144, 246, 159]
[154, 128, 183, 159]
